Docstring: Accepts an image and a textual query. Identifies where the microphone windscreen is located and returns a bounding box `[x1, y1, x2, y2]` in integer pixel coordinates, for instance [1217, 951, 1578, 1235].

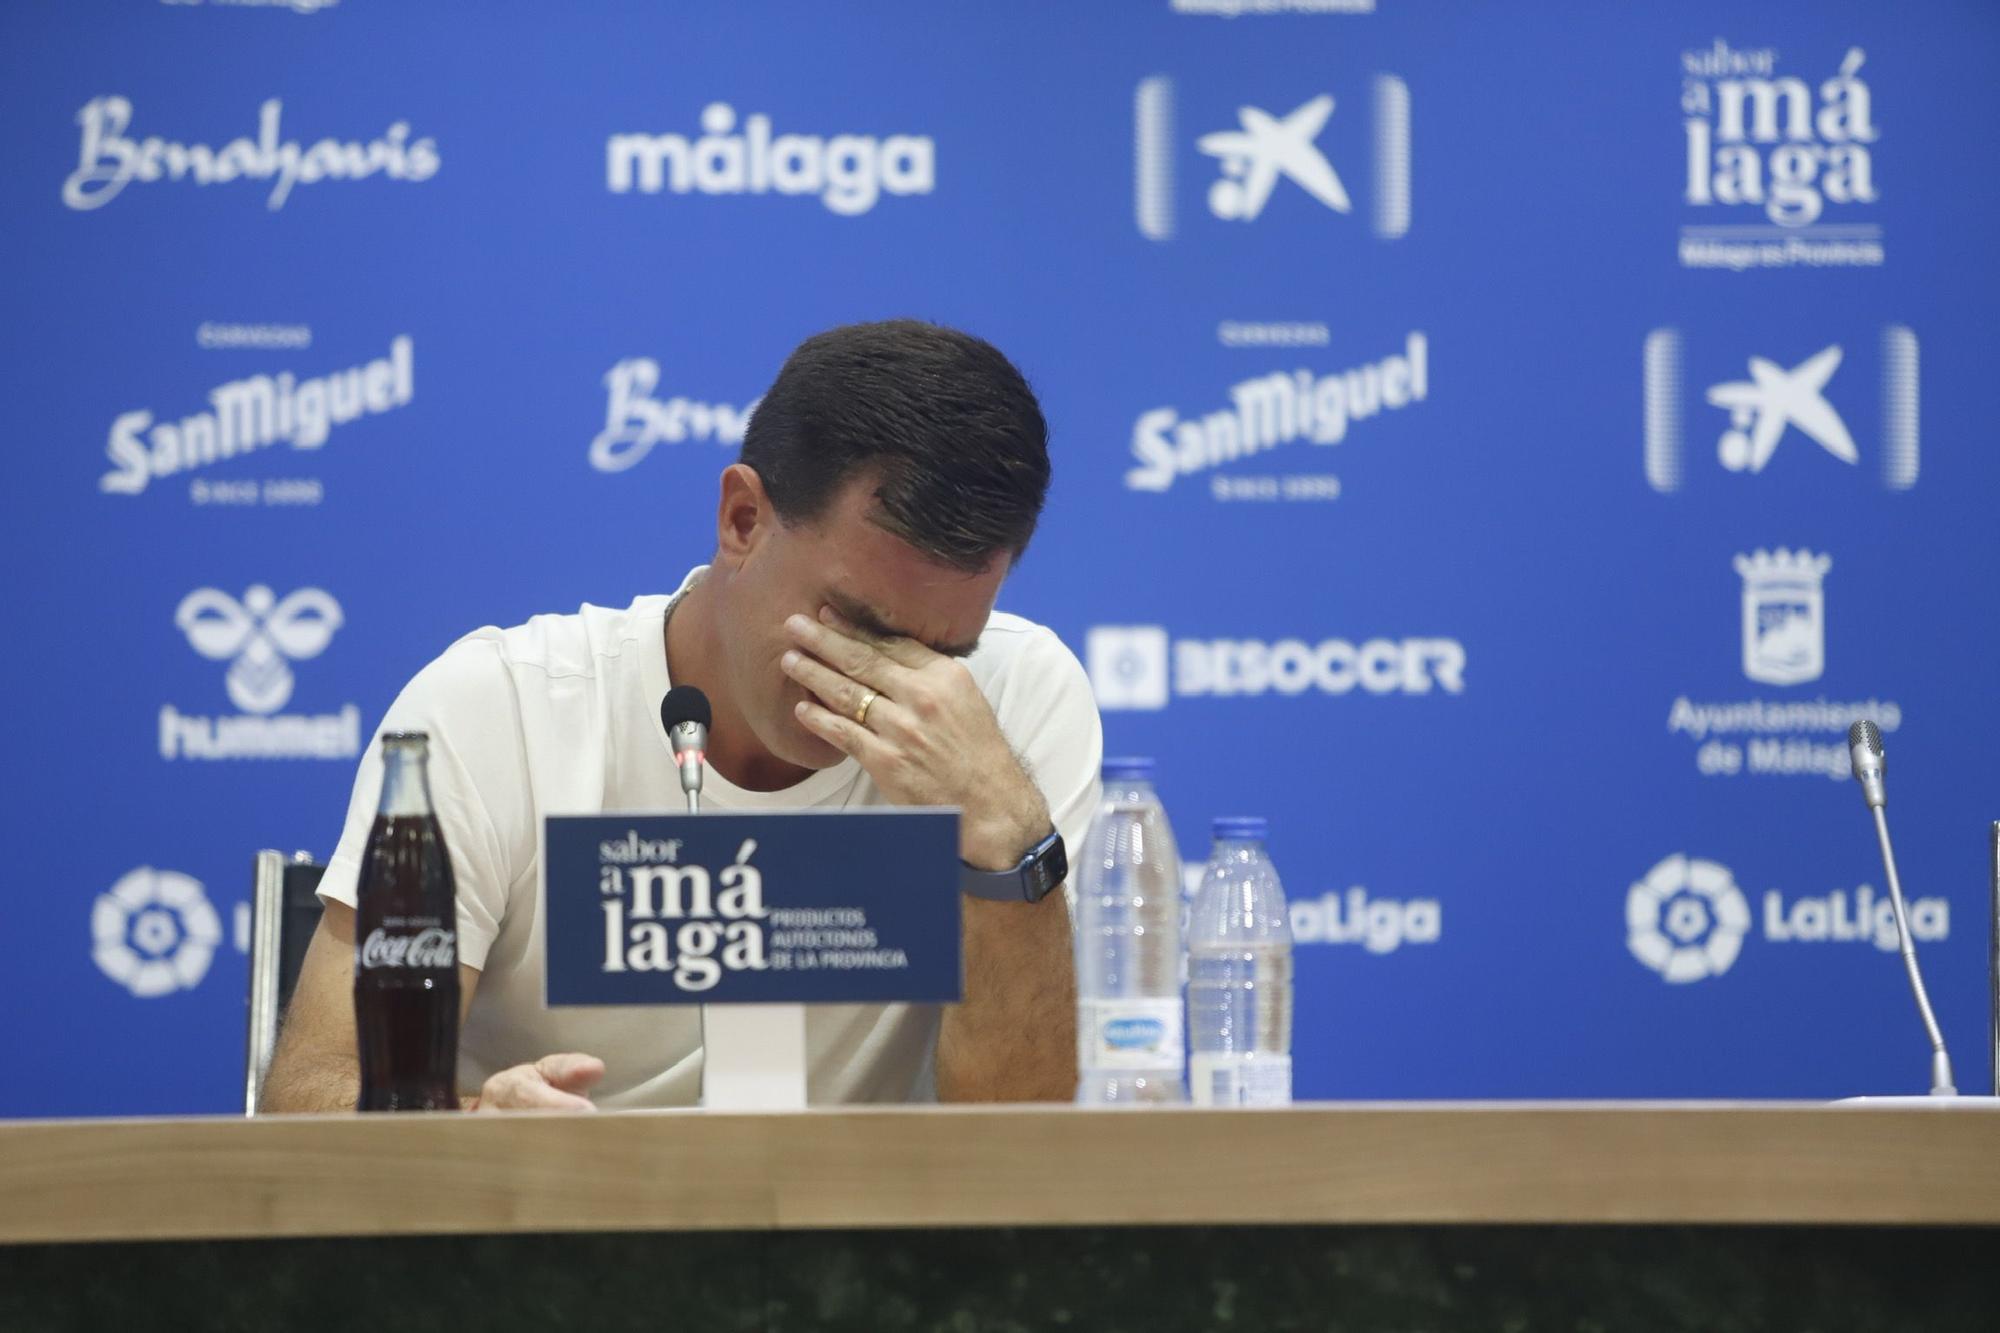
[1849, 719, 1883, 756]
[661, 685, 712, 734]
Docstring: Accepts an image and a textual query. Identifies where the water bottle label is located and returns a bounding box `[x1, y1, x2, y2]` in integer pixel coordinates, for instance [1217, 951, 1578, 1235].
[1190, 1053, 1292, 1107]
[1079, 998, 1185, 1070]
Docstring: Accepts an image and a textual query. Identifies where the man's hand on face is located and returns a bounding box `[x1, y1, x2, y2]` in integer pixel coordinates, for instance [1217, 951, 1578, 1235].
[782, 607, 1050, 871]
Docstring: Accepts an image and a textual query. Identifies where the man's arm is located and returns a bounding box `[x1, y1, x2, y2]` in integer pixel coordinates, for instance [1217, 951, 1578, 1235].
[783, 608, 1085, 1102]
[937, 885, 1078, 1102]
[258, 901, 478, 1113]
[270, 637, 607, 1113]
[259, 902, 602, 1113]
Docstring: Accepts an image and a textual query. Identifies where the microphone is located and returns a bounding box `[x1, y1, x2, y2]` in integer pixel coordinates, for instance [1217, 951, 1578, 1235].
[1847, 720, 1955, 1095]
[661, 686, 711, 814]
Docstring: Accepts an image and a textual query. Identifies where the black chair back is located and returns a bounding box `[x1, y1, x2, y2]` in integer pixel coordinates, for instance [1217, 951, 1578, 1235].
[245, 851, 327, 1114]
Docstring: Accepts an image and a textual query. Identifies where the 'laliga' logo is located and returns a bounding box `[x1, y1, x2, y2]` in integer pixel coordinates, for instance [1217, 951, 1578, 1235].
[1626, 854, 1751, 983]
[175, 585, 343, 715]
[91, 867, 222, 998]
[1734, 549, 1831, 687]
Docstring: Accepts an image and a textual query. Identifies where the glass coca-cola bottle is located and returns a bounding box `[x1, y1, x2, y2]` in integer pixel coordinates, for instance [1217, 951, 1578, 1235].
[353, 731, 460, 1111]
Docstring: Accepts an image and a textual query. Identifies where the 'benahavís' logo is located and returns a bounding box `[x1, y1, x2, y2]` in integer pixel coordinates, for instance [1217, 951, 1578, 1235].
[63, 97, 439, 211]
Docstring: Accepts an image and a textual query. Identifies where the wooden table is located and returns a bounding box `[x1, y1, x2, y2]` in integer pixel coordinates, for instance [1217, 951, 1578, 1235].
[3, 1103, 1996, 1330]
[5, 1100, 2000, 1242]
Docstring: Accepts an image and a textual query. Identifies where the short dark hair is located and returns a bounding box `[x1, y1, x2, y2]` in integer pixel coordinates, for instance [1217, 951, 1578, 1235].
[740, 320, 1050, 570]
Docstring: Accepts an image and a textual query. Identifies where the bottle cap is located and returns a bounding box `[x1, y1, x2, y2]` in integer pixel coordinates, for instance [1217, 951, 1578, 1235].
[1212, 815, 1267, 841]
[1101, 757, 1156, 780]
[381, 730, 431, 745]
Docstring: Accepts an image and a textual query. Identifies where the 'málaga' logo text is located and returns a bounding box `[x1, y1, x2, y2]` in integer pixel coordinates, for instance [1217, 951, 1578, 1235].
[101, 335, 414, 496]
[607, 103, 934, 216]
[1683, 44, 1875, 225]
[1127, 331, 1427, 490]
[597, 833, 770, 991]
[1679, 42, 1880, 269]
[64, 98, 439, 211]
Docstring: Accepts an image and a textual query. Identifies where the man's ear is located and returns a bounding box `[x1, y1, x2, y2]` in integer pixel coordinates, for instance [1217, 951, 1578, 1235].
[714, 463, 773, 569]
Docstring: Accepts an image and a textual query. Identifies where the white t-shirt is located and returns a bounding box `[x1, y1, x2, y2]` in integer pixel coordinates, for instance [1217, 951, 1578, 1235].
[317, 567, 1103, 1108]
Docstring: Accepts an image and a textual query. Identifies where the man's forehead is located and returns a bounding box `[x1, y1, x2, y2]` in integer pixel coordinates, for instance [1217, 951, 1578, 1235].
[820, 584, 988, 659]
[791, 481, 1007, 650]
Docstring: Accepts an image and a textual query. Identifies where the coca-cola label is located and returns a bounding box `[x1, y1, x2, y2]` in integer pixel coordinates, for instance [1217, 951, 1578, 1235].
[359, 925, 456, 970]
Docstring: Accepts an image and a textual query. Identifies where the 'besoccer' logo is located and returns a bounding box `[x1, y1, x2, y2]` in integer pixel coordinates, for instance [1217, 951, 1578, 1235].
[1626, 854, 1751, 983]
[1087, 624, 1464, 709]
[92, 867, 222, 998]
[1086, 626, 1171, 711]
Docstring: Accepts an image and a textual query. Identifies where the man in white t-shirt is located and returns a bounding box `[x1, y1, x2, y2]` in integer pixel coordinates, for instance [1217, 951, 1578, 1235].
[261, 321, 1102, 1112]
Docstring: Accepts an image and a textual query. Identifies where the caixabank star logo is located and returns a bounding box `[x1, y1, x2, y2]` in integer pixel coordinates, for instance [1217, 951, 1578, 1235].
[1642, 327, 1918, 495]
[1135, 75, 1409, 243]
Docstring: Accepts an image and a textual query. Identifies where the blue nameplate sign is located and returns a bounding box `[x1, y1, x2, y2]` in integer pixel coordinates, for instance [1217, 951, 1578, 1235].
[542, 809, 961, 1006]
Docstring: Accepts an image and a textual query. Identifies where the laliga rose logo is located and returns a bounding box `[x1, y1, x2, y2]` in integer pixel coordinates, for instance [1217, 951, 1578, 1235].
[175, 585, 343, 715]
[1627, 854, 1751, 983]
[91, 867, 222, 998]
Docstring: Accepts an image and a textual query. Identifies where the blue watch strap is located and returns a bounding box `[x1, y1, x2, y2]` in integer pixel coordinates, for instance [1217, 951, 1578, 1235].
[960, 829, 1067, 903]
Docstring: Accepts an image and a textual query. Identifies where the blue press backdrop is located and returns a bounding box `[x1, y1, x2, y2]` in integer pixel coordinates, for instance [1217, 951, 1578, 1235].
[3, 0, 1996, 1116]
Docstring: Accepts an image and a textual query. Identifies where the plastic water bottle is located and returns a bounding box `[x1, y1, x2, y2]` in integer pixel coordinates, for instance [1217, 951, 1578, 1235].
[1188, 816, 1294, 1106]
[1073, 758, 1186, 1104]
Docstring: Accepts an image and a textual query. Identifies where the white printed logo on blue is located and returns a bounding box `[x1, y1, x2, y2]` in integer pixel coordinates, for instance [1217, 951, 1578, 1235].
[544, 811, 961, 1005]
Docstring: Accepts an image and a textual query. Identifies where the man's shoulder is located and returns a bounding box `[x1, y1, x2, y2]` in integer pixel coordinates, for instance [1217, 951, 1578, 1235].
[968, 610, 1090, 698]
[973, 609, 1068, 661]
[445, 595, 672, 685]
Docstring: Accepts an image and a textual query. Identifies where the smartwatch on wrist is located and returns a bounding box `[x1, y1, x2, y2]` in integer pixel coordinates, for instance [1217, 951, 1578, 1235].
[960, 828, 1067, 903]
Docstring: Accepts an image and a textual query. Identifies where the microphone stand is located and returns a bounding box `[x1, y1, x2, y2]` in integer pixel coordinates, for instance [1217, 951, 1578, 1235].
[1870, 805, 1955, 1096]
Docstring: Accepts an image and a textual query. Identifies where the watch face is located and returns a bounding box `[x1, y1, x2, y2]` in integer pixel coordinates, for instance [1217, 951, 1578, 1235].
[1030, 834, 1067, 901]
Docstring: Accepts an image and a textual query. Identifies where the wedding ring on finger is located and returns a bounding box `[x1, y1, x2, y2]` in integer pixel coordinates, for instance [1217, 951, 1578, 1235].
[853, 688, 879, 728]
